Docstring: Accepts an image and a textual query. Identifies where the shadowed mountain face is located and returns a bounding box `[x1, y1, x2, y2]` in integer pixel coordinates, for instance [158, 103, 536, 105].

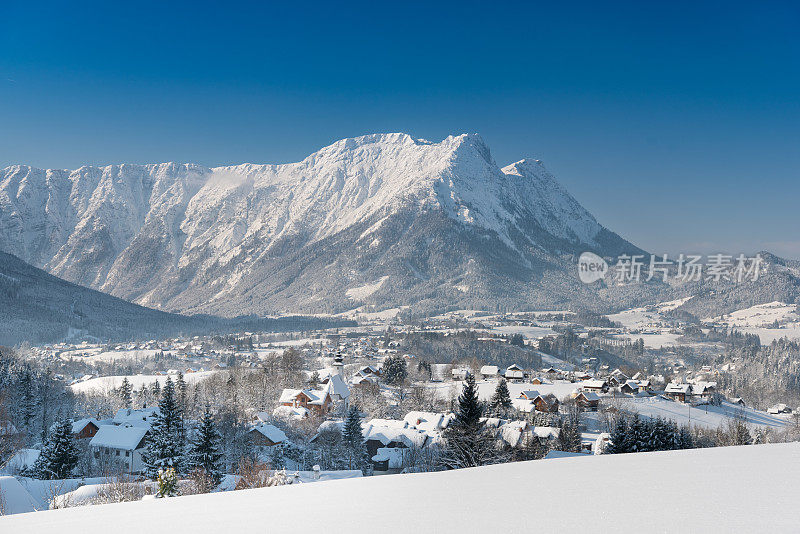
[0, 132, 661, 316]
[0, 251, 350, 345]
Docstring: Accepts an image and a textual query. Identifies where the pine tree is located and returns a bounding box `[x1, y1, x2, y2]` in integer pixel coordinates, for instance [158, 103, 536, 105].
[30, 420, 80, 479]
[188, 406, 224, 487]
[607, 416, 629, 454]
[441, 375, 503, 468]
[176, 373, 188, 412]
[119, 377, 133, 409]
[557, 410, 582, 453]
[381, 354, 408, 385]
[489, 379, 512, 417]
[142, 377, 186, 478]
[17, 368, 38, 436]
[341, 405, 368, 472]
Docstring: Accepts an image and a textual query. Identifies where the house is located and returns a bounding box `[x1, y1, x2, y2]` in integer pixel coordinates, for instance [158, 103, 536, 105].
[620, 380, 639, 395]
[362, 425, 428, 458]
[247, 423, 288, 450]
[665, 383, 693, 403]
[530, 377, 544, 385]
[504, 364, 525, 382]
[692, 382, 717, 400]
[480, 365, 500, 380]
[70, 418, 100, 440]
[637, 380, 652, 393]
[533, 394, 559, 413]
[357, 365, 381, 378]
[518, 390, 540, 401]
[730, 397, 746, 406]
[581, 379, 608, 393]
[372, 447, 406, 472]
[497, 420, 530, 448]
[322, 374, 351, 410]
[89, 424, 149, 474]
[278, 388, 332, 416]
[451, 368, 471, 381]
[768, 404, 792, 415]
[574, 391, 600, 411]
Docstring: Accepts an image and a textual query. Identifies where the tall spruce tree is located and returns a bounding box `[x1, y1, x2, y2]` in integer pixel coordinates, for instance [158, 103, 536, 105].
[489, 379, 512, 417]
[341, 405, 369, 472]
[119, 377, 133, 409]
[188, 406, 224, 486]
[31, 420, 80, 479]
[142, 377, 186, 478]
[442, 374, 503, 468]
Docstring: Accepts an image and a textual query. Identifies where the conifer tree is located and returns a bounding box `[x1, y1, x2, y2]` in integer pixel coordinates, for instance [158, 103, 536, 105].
[17, 368, 38, 436]
[441, 375, 502, 468]
[30, 420, 80, 479]
[341, 405, 368, 472]
[489, 379, 512, 417]
[119, 377, 133, 409]
[142, 377, 186, 478]
[188, 406, 224, 486]
[557, 410, 582, 453]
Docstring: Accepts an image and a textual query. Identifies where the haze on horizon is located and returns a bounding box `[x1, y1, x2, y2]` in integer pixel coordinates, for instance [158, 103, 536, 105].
[1, 1, 798, 259]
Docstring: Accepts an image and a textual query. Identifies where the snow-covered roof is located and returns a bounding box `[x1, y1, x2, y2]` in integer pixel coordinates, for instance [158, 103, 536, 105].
[279, 388, 329, 405]
[71, 418, 100, 434]
[576, 391, 600, 401]
[498, 421, 529, 448]
[249, 423, 287, 444]
[665, 383, 692, 394]
[372, 447, 405, 469]
[519, 390, 540, 399]
[363, 424, 428, 448]
[480, 365, 499, 375]
[90, 424, 148, 450]
[581, 380, 607, 389]
[323, 374, 351, 399]
[403, 412, 453, 432]
[112, 407, 159, 427]
[0, 476, 38, 514]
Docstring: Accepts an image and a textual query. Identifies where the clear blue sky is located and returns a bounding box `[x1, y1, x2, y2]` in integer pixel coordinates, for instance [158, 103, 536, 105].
[1, 1, 799, 258]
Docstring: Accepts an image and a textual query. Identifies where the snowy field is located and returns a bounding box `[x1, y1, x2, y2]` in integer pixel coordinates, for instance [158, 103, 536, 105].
[704, 301, 800, 343]
[617, 397, 789, 431]
[4, 443, 799, 533]
[69, 372, 217, 394]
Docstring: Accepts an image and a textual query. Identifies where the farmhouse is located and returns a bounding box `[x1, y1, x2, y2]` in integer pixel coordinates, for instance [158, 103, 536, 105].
[247, 423, 288, 451]
[574, 391, 600, 411]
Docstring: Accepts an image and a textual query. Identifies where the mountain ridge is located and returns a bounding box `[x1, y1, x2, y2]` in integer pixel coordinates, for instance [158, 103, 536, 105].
[0, 132, 649, 316]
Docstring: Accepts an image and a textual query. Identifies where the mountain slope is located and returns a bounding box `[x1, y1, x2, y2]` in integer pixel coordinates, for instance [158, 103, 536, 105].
[1, 133, 647, 315]
[0, 252, 345, 345]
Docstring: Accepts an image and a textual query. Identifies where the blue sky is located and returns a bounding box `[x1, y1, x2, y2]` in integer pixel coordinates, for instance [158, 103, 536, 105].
[1, 1, 798, 258]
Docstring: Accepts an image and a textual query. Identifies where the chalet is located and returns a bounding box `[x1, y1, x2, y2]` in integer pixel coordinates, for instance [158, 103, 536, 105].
[637, 380, 653, 393]
[70, 418, 100, 440]
[730, 397, 746, 406]
[533, 394, 559, 413]
[247, 423, 287, 451]
[504, 364, 525, 382]
[692, 382, 717, 400]
[89, 424, 148, 474]
[610, 368, 629, 382]
[574, 391, 600, 411]
[112, 407, 159, 429]
[606, 376, 621, 388]
[620, 380, 639, 395]
[665, 383, 693, 403]
[278, 388, 332, 416]
[362, 425, 427, 458]
[357, 365, 381, 378]
[573, 372, 592, 381]
[530, 377, 544, 385]
[480, 365, 500, 380]
[543, 367, 559, 376]
[518, 390, 540, 401]
[581, 379, 608, 393]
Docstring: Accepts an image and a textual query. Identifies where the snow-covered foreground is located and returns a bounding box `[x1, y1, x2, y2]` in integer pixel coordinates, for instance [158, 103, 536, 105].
[4, 443, 799, 533]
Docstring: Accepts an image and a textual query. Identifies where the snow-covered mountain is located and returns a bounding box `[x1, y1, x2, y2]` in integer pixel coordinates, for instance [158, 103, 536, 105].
[0, 133, 646, 315]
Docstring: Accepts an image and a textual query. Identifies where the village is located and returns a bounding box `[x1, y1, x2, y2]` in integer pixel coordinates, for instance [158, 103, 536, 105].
[2, 303, 798, 516]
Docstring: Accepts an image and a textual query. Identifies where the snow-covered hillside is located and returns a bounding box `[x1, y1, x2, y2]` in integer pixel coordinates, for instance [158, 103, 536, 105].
[3, 443, 799, 532]
[0, 133, 642, 316]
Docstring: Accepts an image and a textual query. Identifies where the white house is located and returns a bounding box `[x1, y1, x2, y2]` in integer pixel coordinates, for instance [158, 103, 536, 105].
[480, 365, 500, 379]
[89, 424, 149, 474]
